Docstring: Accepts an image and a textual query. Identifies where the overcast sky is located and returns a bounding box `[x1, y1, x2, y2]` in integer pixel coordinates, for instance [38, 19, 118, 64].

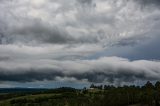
[0, 0, 160, 88]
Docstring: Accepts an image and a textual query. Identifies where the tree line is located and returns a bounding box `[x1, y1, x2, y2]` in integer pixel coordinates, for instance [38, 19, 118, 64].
[87, 81, 160, 106]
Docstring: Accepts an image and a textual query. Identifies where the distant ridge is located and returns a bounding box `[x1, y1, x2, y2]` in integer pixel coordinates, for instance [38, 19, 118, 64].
[0, 88, 49, 93]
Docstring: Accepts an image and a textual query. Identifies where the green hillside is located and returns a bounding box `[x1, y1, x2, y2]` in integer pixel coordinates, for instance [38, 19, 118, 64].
[0, 81, 160, 106]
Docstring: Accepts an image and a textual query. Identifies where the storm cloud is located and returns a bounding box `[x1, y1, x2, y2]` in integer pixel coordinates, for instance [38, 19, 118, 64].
[0, 56, 160, 85]
[0, 0, 160, 86]
[136, 0, 160, 7]
[1, 0, 159, 45]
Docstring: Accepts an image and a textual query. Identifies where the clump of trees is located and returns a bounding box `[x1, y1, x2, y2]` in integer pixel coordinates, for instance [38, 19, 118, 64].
[89, 81, 160, 106]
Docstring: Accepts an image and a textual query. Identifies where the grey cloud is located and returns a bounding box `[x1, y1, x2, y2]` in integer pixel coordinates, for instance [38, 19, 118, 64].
[77, 0, 93, 4]
[0, 57, 160, 85]
[0, 0, 158, 49]
[0, 0, 153, 46]
[1, 20, 99, 44]
[9, 20, 72, 44]
[0, 0, 160, 86]
[0, 68, 64, 82]
[0, 56, 10, 61]
[136, 0, 160, 7]
[114, 36, 147, 47]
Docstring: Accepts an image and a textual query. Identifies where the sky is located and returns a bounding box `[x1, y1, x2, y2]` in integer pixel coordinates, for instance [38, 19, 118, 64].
[0, 0, 160, 88]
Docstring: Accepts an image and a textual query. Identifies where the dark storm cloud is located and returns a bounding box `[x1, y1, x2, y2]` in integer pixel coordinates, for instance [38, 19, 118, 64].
[0, 20, 99, 44]
[137, 0, 160, 7]
[114, 36, 145, 47]
[0, 56, 10, 61]
[0, 68, 64, 82]
[0, 18, 100, 44]
[77, 0, 93, 4]
[9, 20, 72, 44]
[70, 71, 149, 83]
[0, 57, 160, 85]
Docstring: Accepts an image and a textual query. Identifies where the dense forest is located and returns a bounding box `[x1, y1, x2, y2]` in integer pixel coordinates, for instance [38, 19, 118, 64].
[0, 81, 160, 106]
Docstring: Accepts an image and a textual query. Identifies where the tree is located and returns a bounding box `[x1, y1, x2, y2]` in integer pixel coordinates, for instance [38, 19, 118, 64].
[155, 81, 160, 90]
[90, 84, 95, 88]
[144, 81, 154, 106]
[145, 81, 154, 89]
[97, 85, 103, 90]
[155, 81, 160, 106]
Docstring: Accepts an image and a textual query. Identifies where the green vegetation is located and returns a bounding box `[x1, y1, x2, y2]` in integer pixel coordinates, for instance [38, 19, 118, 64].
[0, 81, 160, 106]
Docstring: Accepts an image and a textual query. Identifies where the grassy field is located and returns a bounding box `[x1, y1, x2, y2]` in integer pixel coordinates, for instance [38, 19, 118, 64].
[0, 88, 93, 106]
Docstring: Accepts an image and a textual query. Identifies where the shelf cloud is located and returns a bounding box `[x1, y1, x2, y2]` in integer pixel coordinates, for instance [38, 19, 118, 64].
[0, 55, 160, 85]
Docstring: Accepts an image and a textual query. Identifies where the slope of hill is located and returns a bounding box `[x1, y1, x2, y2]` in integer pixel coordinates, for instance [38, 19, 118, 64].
[0, 81, 159, 106]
